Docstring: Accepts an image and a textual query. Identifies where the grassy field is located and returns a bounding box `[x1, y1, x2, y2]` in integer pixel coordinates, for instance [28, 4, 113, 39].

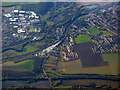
[102, 31, 113, 37]
[110, 15, 115, 19]
[85, 5, 97, 9]
[3, 61, 15, 66]
[36, 73, 45, 78]
[41, 14, 49, 21]
[2, 41, 45, 58]
[15, 5, 21, 10]
[3, 60, 34, 71]
[2, 6, 16, 13]
[57, 59, 114, 75]
[45, 56, 58, 65]
[3, 44, 38, 58]
[46, 21, 54, 26]
[89, 28, 100, 34]
[74, 34, 91, 44]
[45, 56, 60, 77]
[102, 54, 119, 75]
[14, 60, 34, 70]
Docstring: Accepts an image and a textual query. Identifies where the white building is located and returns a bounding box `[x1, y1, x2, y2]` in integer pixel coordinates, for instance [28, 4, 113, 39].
[4, 13, 12, 18]
[20, 18, 25, 21]
[19, 14, 24, 17]
[9, 18, 16, 22]
[35, 16, 39, 19]
[18, 29, 25, 33]
[14, 10, 19, 13]
[30, 11, 36, 16]
[19, 11, 25, 13]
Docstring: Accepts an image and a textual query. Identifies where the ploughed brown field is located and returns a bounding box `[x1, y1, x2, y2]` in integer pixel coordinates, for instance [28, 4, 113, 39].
[73, 42, 108, 67]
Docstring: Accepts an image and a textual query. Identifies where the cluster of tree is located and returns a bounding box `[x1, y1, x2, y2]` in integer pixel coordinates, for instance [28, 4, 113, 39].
[33, 56, 45, 74]
[2, 70, 35, 80]
[21, 2, 55, 15]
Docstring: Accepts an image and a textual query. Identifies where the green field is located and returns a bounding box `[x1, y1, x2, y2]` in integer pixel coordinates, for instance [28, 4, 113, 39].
[102, 31, 113, 37]
[14, 60, 34, 70]
[3, 41, 45, 58]
[110, 15, 115, 19]
[89, 28, 100, 34]
[41, 14, 49, 21]
[46, 21, 54, 26]
[15, 5, 21, 10]
[85, 5, 97, 9]
[102, 54, 119, 75]
[3, 45, 38, 58]
[74, 34, 91, 44]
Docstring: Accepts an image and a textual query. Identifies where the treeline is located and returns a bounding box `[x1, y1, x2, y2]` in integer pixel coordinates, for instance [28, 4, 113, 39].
[21, 2, 55, 15]
[2, 70, 35, 80]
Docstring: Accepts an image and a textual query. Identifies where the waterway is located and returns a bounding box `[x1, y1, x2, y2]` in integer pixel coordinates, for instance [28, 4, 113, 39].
[2, 80, 50, 88]
[2, 78, 119, 88]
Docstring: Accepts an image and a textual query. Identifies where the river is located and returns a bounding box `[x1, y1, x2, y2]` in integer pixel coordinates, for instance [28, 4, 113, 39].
[2, 80, 50, 88]
[2, 78, 119, 88]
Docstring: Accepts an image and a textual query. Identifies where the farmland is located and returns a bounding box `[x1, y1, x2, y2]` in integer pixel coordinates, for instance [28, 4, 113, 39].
[102, 54, 119, 75]
[14, 60, 34, 70]
[74, 34, 91, 44]
[45, 56, 60, 77]
[57, 45, 119, 75]
[2, 2, 119, 89]
[3, 60, 34, 71]
[57, 59, 112, 75]
[73, 42, 108, 67]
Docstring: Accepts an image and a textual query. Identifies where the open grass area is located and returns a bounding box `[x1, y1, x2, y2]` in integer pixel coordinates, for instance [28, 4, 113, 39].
[14, 60, 34, 70]
[89, 28, 100, 34]
[12, 45, 37, 55]
[24, 45, 38, 53]
[28, 27, 34, 32]
[41, 14, 49, 21]
[110, 15, 115, 19]
[15, 5, 21, 10]
[2, 41, 45, 58]
[3, 61, 14, 66]
[85, 5, 97, 9]
[77, 5, 82, 8]
[102, 31, 113, 37]
[57, 53, 118, 75]
[36, 73, 45, 78]
[74, 34, 91, 44]
[45, 56, 58, 65]
[46, 21, 54, 26]
[102, 54, 119, 75]
[2, 45, 37, 58]
[3, 60, 34, 71]
[2, 6, 16, 13]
